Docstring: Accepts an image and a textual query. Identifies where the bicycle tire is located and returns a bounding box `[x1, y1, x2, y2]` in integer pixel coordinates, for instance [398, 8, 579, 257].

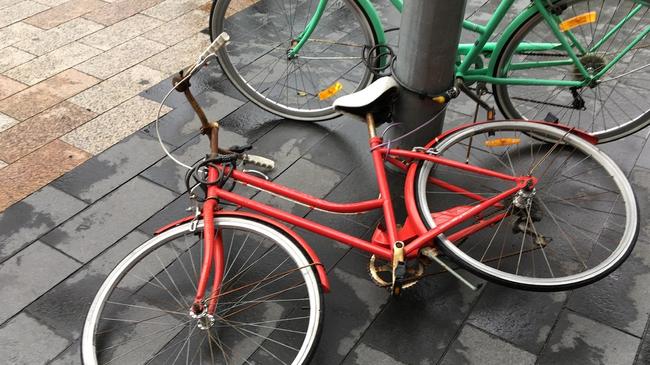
[210, 0, 379, 121]
[82, 215, 324, 364]
[493, 0, 650, 143]
[413, 121, 638, 291]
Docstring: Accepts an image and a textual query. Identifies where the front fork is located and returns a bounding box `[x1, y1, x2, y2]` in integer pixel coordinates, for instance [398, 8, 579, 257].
[192, 166, 225, 317]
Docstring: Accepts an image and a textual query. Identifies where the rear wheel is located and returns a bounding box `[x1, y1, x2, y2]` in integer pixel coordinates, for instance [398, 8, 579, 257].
[82, 215, 324, 364]
[210, 0, 378, 121]
[414, 121, 638, 291]
[494, 0, 650, 142]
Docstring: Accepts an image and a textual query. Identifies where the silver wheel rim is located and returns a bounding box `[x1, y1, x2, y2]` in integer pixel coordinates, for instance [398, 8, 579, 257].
[82, 217, 322, 364]
[415, 121, 637, 288]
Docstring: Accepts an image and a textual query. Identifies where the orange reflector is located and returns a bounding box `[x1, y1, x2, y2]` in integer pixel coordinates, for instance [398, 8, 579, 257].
[559, 11, 597, 32]
[485, 138, 521, 147]
[318, 81, 343, 100]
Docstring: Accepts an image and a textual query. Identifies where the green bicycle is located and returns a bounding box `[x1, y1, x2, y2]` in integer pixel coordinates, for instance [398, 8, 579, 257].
[210, 0, 650, 142]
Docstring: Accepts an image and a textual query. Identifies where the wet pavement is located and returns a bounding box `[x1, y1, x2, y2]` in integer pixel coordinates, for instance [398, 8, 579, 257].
[2, 0, 650, 364]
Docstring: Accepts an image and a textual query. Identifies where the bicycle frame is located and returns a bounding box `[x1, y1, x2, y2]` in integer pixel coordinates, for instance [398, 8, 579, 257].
[290, 0, 649, 88]
[190, 120, 535, 313]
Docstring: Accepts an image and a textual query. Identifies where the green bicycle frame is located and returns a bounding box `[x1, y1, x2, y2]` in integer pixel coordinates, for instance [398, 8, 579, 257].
[289, 0, 649, 88]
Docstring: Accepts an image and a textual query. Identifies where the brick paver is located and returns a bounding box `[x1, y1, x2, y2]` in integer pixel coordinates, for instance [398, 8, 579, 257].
[0, 0, 649, 364]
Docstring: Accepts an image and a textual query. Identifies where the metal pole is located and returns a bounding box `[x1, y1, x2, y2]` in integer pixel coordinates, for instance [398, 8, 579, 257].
[389, 0, 467, 148]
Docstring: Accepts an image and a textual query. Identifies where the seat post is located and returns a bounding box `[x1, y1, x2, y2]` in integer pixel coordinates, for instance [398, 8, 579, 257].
[366, 112, 377, 139]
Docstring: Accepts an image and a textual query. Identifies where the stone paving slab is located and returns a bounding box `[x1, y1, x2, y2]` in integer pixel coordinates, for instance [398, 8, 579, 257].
[0, 101, 96, 163]
[79, 13, 163, 51]
[40, 176, 177, 262]
[0, 1, 50, 28]
[0, 21, 42, 48]
[0, 0, 211, 209]
[5, 41, 103, 85]
[0, 312, 72, 364]
[0, 69, 98, 121]
[0, 240, 81, 324]
[0, 75, 26, 100]
[0, 140, 90, 209]
[24, 0, 105, 30]
[0, 185, 86, 263]
[15, 17, 104, 56]
[441, 324, 537, 365]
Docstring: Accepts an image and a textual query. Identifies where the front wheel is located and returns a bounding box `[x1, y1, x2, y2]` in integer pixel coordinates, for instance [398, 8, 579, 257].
[210, 0, 379, 121]
[493, 0, 650, 143]
[82, 215, 324, 364]
[413, 121, 638, 291]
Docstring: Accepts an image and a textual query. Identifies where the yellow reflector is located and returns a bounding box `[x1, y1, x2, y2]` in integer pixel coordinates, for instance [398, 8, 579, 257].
[485, 138, 521, 147]
[318, 81, 343, 100]
[559, 11, 597, 32]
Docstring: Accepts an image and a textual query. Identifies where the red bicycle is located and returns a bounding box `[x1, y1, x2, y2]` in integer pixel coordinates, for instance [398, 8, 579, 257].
[82, 35, 639, 364]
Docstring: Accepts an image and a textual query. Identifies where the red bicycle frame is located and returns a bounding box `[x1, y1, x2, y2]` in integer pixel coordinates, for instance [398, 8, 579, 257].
[186, 122, 535, 314]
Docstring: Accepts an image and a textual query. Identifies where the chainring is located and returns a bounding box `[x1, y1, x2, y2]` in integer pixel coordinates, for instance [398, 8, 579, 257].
[368, 255, 424, 290]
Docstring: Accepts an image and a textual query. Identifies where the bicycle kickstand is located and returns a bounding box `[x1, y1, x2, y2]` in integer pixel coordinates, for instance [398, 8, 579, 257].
[420, 247, 482, 291]
[457, 79, 496, 121]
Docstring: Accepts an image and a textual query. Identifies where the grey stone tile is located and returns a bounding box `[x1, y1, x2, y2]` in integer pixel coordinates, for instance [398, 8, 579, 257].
[630, 168, 650, 241]
[40, 176, 177, 262]
[141, 32, 210, 74]
[310, 251, 390, 365]
[255, 158, 344, 216]
[141, 0, 205, 21]
[467, 283, 567, 354]
[0, 312, 71, 364]
[14, 17, 104, 56]
[140, 132, 248, 194]
[27, 230, 149, 340]
[52, 132, 169, 203]
[353, 268, 484, 365]
[79, 13, 163, 51]
[304, 117, 370, 175]
[0, 21, 42, 49]
[4, 42, 102, 86]
[294, 209, 370, 270]
[75, 36, 166, 80]
[342, 343, 407, 365]
[142, 10, 207, 46]
[63, 95, 171, 154]
[247, 120, 340, 181]
[567, 236, 650, 337]
[139, 74, 210, 109]
[440, 325, 536, 365]
[140, 88, 244, 147]
[68, 65, 167, 114]
[0, 1, 49, 28]
[636, 138, 650, 171]
[50, 341, 80, 365]
[538, 311, 639, 365]
[217, 101, 282, 141]
[137, 193, 195, 235]
[322, 161, 390, 228]
[0, 185, 86, 262]
[0, 241, 81, 324]
[597, 135, 645, 176]
[0, 46, 34, 73]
